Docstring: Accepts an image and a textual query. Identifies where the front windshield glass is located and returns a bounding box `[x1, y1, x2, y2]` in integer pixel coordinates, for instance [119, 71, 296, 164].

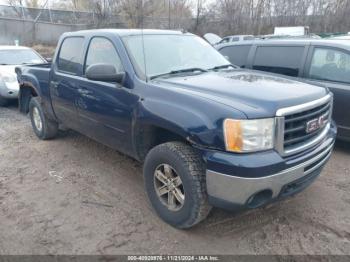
[123, 34, 230, 78]
[0, 49, 44, 65]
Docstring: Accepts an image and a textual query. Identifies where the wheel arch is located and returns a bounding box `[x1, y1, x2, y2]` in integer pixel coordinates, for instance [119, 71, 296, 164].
[133, 122, 191, 162]
[19, 82, 40, 114]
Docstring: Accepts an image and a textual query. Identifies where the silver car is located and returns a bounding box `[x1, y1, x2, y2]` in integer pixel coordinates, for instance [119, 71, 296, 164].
[0, 46, 45, 106]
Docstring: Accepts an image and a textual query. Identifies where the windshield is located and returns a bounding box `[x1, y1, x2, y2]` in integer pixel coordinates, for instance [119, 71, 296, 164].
[123, 34, 230, 78]
[0, 49, 44, 65]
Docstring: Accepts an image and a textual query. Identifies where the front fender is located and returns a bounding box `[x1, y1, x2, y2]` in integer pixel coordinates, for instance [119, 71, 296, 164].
[134, 96, 246, 151]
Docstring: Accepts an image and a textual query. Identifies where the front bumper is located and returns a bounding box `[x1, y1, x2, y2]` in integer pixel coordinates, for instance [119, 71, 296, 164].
[0, 83, 19, 99]
[204, 124, 336, 210]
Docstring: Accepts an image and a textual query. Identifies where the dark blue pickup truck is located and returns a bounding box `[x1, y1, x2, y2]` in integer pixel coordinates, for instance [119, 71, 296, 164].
[16, 29, 336, 228]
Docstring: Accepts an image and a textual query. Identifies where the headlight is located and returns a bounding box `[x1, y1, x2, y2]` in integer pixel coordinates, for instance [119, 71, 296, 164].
[223, 118, 275, 153]
[0, 73, 4, 87]
[2, 75, 17, 83]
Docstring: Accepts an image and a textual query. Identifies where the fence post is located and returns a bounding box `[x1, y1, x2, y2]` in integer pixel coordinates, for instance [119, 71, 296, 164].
[168, 0, 171, 29]
[48, 8, 53, 23]
[21, 6, 25, 20]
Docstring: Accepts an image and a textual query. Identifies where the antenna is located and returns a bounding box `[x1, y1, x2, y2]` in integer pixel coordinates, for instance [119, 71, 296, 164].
[141, 0, 148, 82]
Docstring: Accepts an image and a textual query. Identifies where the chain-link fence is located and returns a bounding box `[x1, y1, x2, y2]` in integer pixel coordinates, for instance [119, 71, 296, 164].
[0, 4, 199, 46]
[0, 4, 194, 29]
[0, 4, 98, 25]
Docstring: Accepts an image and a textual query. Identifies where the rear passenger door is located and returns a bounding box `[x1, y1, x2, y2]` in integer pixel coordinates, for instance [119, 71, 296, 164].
[251, 45, 307, 77]
[50, 37, 85, 130]
[219, 45, 252, 68]
[304, 46, 350, 137]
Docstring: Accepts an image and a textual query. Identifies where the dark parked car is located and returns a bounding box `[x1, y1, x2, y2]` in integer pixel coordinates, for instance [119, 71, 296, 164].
[217, 39, 350, 141]
[16, 30, 336, 228]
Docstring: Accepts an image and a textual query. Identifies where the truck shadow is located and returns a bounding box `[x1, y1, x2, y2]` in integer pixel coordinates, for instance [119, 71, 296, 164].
[334, 140, 350, 154]
[5, 99, 18, 109]
[54, 129, 284, 232]
[43, 123, 348, 237]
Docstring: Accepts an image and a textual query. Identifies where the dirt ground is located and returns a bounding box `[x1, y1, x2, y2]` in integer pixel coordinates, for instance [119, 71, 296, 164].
[0, 103, 349, 255]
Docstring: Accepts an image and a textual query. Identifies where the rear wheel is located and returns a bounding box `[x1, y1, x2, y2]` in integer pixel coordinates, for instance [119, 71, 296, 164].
[29, 97, 58, 140]
[143, 142, 212, 229]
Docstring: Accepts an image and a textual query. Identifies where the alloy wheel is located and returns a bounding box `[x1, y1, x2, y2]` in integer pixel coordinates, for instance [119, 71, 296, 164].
[153, 164, 185, 211]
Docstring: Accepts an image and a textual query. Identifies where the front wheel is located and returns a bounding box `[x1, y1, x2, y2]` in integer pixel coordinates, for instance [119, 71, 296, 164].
[29, 97, 58, 140]
[143, 142, 212, 229]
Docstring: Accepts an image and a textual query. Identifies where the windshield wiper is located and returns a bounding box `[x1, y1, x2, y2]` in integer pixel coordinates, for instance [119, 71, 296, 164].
[209, 64, 236, 71]
[150, 68, 208, 80]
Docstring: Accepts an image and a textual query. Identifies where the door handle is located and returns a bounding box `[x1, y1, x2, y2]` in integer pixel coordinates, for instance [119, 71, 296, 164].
[51, 81, 58, 89]
[77, 88, 93, 95]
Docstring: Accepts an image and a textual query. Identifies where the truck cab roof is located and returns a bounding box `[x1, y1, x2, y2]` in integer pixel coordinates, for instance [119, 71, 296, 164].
[64, 29, 192, 37]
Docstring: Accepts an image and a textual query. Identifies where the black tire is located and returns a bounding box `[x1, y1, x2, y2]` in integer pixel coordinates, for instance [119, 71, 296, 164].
[143, 142, 212, 229]
[29, 97, 58, 140]
[0, 96, 8, 106]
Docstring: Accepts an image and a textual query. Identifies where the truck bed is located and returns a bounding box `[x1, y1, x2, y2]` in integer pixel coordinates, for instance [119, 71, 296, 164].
[16, 63, 51, 86]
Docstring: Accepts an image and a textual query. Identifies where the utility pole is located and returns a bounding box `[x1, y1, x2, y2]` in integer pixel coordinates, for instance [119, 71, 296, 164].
[168, 0, 171, 29]
[195, 0, 201, 32]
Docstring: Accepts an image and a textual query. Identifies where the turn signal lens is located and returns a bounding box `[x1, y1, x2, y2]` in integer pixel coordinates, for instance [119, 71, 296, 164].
[224, 118, 275, 153]
[223, 119, 243, 152]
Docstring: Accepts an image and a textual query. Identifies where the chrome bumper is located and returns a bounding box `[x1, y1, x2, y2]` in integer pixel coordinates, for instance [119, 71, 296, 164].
[206, 141, 334, 206]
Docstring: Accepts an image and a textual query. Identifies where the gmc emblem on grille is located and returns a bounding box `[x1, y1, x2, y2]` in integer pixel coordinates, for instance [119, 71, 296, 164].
[306, 113, 329, 133]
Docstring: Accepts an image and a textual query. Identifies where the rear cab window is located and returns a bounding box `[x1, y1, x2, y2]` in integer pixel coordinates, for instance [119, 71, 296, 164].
[219, 45, 252, 67]
[57, 37, 85, 75]
[252, 46, 305, 77]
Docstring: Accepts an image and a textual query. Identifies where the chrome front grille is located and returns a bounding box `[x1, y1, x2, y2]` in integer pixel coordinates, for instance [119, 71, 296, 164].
[284, 101, 331, 148]
[275, 94, 333, 157]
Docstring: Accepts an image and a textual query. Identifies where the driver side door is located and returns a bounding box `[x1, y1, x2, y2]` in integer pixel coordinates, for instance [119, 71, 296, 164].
[76, 37, 138, 155]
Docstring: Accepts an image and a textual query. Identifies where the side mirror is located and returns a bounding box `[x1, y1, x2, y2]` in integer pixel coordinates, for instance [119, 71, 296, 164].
[86, 63, 124, 84]
[45, 57, 53, 63]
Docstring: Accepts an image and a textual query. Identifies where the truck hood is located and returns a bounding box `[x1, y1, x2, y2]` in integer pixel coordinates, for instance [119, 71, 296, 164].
[155, 70, 328, 119]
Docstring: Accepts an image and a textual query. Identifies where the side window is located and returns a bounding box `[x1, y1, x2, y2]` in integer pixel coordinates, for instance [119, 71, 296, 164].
[253, 46, 304, 77]
[309, 48, 350, 84]
[219, 45, 252, 67]
[243, 36, 254, 41]
[85, 37, 123, 73]
[231, 37, 240, 42]
[219, 37, 230, 44]
[57, 37, 84, 74]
